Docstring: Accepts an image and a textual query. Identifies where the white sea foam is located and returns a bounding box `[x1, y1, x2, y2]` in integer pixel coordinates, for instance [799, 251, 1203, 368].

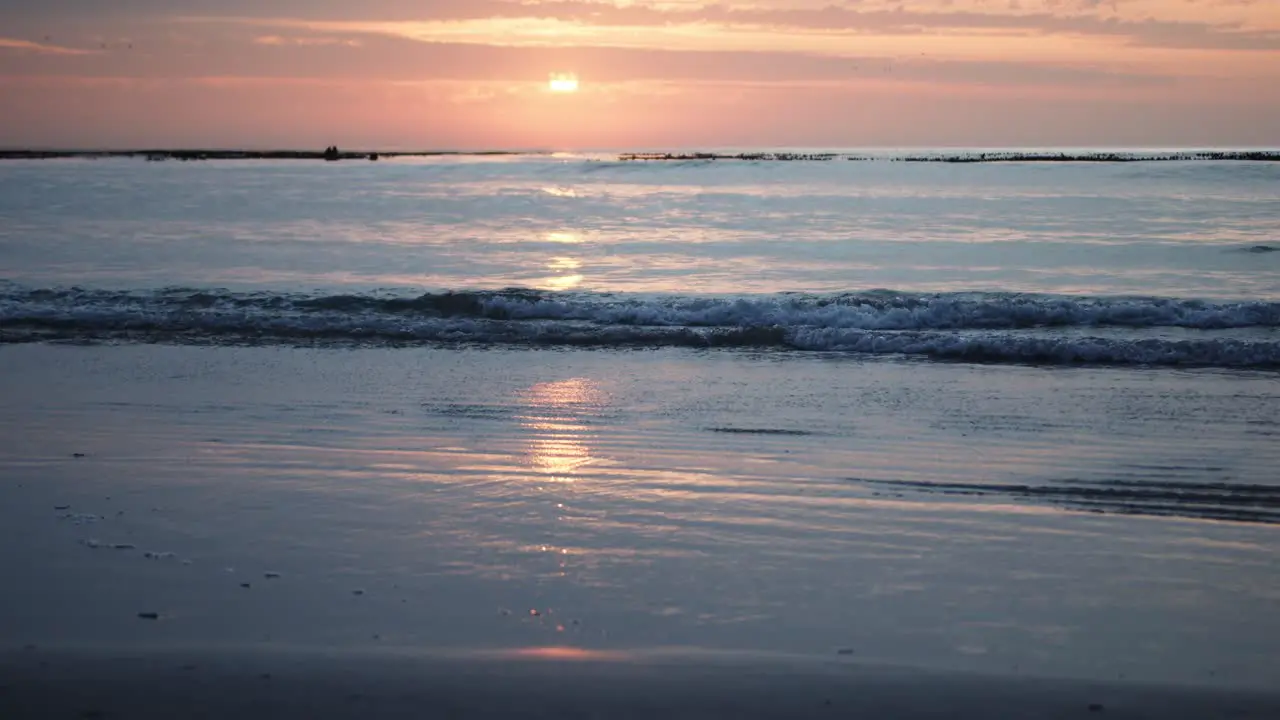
[1, 286, 1277, 367]
[3, 286, 1277, 329]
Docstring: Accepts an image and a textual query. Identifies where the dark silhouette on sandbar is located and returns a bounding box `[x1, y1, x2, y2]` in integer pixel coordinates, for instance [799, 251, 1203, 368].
[4, 149, 1278, 164]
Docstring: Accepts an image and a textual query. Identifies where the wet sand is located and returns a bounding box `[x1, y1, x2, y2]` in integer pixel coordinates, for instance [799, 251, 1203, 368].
[4, 646, 1279, 719]
[2, 344, 1278, 693]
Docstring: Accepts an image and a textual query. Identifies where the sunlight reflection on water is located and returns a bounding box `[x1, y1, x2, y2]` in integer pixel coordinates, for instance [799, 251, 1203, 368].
[4, 158, 1276, 297]
[519, 378, 603, 481]
[543, 231, 586, 244]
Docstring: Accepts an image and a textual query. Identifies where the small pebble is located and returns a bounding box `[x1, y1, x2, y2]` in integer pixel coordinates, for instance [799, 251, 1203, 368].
[353, 589, 365, 596]
[529, 609, 540, 617]
[137, 612, 160, 620]
[836, 648, 855, 656]
[240, 583, 251, 589]
[264, 572, 281, 579]
[1088, 703, 1105, 713]
[113, 543, 136, 550]
[72, 453, 85, 458]
[54, 505, 70, 510]
[260, 673, 271, 680]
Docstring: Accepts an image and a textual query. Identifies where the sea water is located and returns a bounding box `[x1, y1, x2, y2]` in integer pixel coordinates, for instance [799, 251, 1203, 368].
[1, 153, 1277, 688]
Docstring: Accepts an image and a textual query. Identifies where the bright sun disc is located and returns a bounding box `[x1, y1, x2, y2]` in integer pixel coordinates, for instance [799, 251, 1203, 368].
[549, 72, 579, 93]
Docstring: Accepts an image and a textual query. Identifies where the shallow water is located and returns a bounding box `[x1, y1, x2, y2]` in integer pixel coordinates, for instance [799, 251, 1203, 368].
[2, 345, 1277, 688]
[3, 155, 1278, 367]
[1, 154, 1278, 690]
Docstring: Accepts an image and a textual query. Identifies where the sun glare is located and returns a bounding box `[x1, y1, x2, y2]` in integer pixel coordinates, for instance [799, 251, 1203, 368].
[549, 72, 579, 93]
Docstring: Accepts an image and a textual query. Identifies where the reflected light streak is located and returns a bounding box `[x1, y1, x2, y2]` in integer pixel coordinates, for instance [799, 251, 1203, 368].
[492, 647, 632, 661]
[543, 231, 586, 244]
[541, 257, 584, 291]
[524, 377, 601, 410]
[528, 432, 592, 476]
[549, 257, 582, 270]
[539, 273, 585, 291]
[521, 379, 603, 480]
[541, 186, 579, 198]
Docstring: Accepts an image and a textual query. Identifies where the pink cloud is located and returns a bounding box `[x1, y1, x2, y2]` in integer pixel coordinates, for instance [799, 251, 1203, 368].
[0, 0, 1277, 147]
[254, 34, 361, 47]
[0, 37, 97, 55]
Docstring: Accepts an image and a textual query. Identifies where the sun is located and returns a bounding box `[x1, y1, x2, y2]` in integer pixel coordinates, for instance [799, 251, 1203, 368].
[549, 72, 579, 93]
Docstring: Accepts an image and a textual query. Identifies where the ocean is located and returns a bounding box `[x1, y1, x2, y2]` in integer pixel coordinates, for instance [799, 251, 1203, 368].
[1, 152, 1278, 694]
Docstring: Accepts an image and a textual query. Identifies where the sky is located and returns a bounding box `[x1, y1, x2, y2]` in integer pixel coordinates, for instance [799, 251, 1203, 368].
[1, 0, 1278, 149]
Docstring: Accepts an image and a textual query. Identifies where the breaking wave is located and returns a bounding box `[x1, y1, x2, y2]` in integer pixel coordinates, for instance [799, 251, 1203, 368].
[2, 285, 1277, 368]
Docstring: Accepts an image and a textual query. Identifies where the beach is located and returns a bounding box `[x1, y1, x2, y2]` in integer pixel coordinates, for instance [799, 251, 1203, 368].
[7, 645, 1280, 719]
[2, 153, 1278, 716]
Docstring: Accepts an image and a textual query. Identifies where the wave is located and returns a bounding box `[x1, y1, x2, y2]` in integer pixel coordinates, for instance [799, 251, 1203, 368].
[7, 286, 1276, 330]
[2, 285, 1277, 367]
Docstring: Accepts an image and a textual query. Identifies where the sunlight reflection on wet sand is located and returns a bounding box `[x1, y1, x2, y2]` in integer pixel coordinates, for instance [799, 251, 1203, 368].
[488, 646, 633, 661]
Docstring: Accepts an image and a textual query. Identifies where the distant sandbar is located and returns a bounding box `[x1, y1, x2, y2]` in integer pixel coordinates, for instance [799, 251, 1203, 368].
[0, 150, 521, 161]
[619, 150, 1280, 163]
[2, 149, 1278, 163]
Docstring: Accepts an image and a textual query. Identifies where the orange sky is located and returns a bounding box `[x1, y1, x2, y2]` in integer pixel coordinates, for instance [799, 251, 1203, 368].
[1, 0, 1277, 148]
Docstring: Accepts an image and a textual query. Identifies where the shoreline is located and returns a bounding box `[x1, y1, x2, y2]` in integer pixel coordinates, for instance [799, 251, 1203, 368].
[4, 345, 1278, 696]
[2, 149, 1278, 162]
[5, 645, 1279, 719]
